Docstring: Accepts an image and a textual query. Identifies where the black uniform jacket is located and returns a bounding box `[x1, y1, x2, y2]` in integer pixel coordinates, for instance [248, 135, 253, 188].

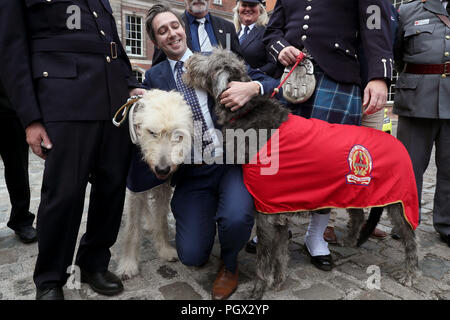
[263, 0, 394, 86]
[0, 0, 142, 128]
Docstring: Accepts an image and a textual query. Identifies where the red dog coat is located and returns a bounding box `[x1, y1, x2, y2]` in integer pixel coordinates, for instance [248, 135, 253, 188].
[243, 115, 419, 230]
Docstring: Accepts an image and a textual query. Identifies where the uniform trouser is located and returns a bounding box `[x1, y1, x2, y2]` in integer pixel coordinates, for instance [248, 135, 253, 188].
[0, 115, 35, 230]
[171, 164, 254, 273]
[33, 121, 131, 290]
[397, 116, 450, 236]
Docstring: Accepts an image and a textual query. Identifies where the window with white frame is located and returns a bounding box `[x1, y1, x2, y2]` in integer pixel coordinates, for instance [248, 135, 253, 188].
[132, 70, 144, 83]
[125, 15, 144, 56]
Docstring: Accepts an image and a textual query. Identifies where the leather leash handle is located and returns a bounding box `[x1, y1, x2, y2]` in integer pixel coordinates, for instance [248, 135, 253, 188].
[436, 14, 450, 28]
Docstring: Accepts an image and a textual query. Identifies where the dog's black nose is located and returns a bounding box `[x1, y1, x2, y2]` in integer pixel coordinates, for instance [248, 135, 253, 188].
[155, 166, 170, 176]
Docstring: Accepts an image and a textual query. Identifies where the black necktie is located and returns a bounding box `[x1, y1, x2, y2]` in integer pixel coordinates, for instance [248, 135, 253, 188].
[174, 61, 211, 151]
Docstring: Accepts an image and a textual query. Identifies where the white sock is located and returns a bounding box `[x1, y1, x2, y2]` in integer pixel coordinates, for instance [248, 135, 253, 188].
[305, 212, 331, 256]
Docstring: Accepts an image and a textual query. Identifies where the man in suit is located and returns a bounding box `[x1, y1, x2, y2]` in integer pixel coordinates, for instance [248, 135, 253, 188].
[263, 0, 394, 271]
[0, 81, 36, 244]
[0, 0, 146, 300]
[233, 0, 280, 78]
[152, 0, 242, 65]
[130, 3, 257, 300]
[150, 0, 279, 110]
[394, 0, 450, 246]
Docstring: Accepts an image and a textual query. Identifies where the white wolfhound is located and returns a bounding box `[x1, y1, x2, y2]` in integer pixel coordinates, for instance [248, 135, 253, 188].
[116, 89, 193, 279]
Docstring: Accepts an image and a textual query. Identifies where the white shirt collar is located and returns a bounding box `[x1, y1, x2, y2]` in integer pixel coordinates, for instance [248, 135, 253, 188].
[240, 23, 256, 33]
[168, 48, 193, 74]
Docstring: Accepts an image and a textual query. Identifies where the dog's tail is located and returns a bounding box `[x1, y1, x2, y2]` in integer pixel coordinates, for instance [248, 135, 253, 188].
[357, 207, 383, 247]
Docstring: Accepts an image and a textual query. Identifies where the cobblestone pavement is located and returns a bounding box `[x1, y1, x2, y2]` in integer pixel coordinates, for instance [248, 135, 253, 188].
[0, 120, 449, 300]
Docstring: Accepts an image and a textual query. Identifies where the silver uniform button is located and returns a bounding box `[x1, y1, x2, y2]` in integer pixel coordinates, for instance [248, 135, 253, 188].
[93, 11, 98, 18]
[306, 6, 312, 11]
[301, 35, 307, 41]
[106, 56, 111, 63]
[46, 0, 51, 2]
[100, 30, 106, 36]
[303, 25, 309, 30]
[43, 72, 49, 77]
[304, 15, 310, 20]
[346, 49, 350, 53]
[335, 43, 339, 48]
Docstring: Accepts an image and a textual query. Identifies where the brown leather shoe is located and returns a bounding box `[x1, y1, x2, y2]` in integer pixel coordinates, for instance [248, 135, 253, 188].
[323, 226, 338, 244]
[371, 227, 388, 239]
[211, 262, 238, 300]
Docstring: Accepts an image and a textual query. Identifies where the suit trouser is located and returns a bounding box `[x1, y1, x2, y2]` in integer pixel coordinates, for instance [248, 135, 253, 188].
[33, 121, 131, 290]
[397, 116, 450, 236]
[0, 115, 35, 230]
[171, 164, 254, 273]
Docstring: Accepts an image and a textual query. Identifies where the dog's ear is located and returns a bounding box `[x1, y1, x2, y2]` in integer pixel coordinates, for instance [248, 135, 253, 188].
[183, 53, 210, 89]
[213, 70, 230, 99]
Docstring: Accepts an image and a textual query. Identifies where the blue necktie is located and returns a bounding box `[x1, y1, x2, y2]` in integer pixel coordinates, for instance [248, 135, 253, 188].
[239, 26, 250, 44]
[174, 61, 210, 151]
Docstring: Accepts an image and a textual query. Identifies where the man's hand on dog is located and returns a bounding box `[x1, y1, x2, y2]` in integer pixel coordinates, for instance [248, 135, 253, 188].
[220, 81, 260, 111]
[26, 121, 52, 160]
[129, 88, 147, 97]
[363, 79, 388, 115]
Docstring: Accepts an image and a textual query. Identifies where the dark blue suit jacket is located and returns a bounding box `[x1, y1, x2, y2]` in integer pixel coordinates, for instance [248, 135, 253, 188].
[239, 25, 280, 78]
[143, 58, 279, 98]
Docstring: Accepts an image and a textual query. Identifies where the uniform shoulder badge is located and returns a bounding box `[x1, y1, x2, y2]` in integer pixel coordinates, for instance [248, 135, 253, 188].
[346, 145, 373, 185]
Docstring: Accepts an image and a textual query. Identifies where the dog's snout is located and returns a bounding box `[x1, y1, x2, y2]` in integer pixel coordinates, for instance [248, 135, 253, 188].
[155, 166, 170, 176]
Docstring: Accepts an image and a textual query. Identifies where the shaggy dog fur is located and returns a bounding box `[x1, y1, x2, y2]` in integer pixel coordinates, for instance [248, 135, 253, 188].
[117, 89, 193, 279]
[183, 48, 419, 299]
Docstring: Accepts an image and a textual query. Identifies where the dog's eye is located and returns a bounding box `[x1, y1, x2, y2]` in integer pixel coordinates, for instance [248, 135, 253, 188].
[172, 134, 183, 143]
[147, 130, 159, 138]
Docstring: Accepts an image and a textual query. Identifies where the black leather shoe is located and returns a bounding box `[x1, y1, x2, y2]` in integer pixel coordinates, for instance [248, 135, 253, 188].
[15, 225, 37, 244]
[36, 287, 64, 300]
[245, 239, 257, 254]
[245, 230, 293, 255]
[391, 227, 401, 240]
[304, 245, 333, 271]
[439, 233, 450, 247]
[81, 270, 124, 296]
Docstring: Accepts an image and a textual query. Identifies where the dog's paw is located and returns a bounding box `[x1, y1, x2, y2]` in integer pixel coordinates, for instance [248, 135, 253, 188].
[249, 280, 266, 300]
[342, 237, 358, 248]
[116, 259, 139, 280]
[392, 269, 419, 287]
[399, 270, 420, 287]
[158, 246, 178, 262]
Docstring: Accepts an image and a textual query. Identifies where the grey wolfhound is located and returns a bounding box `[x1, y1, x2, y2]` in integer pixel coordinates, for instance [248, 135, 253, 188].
[183, 48, 420, 299]
[116, 89, 193, 279]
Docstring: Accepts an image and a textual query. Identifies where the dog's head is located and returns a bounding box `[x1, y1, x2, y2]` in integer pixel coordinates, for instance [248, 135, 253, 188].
[183, 48, 250, 100]
[131, 89, 193, 180]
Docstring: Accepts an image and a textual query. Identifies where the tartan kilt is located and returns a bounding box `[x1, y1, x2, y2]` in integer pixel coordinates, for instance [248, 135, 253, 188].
[288, 67, 362, 126]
